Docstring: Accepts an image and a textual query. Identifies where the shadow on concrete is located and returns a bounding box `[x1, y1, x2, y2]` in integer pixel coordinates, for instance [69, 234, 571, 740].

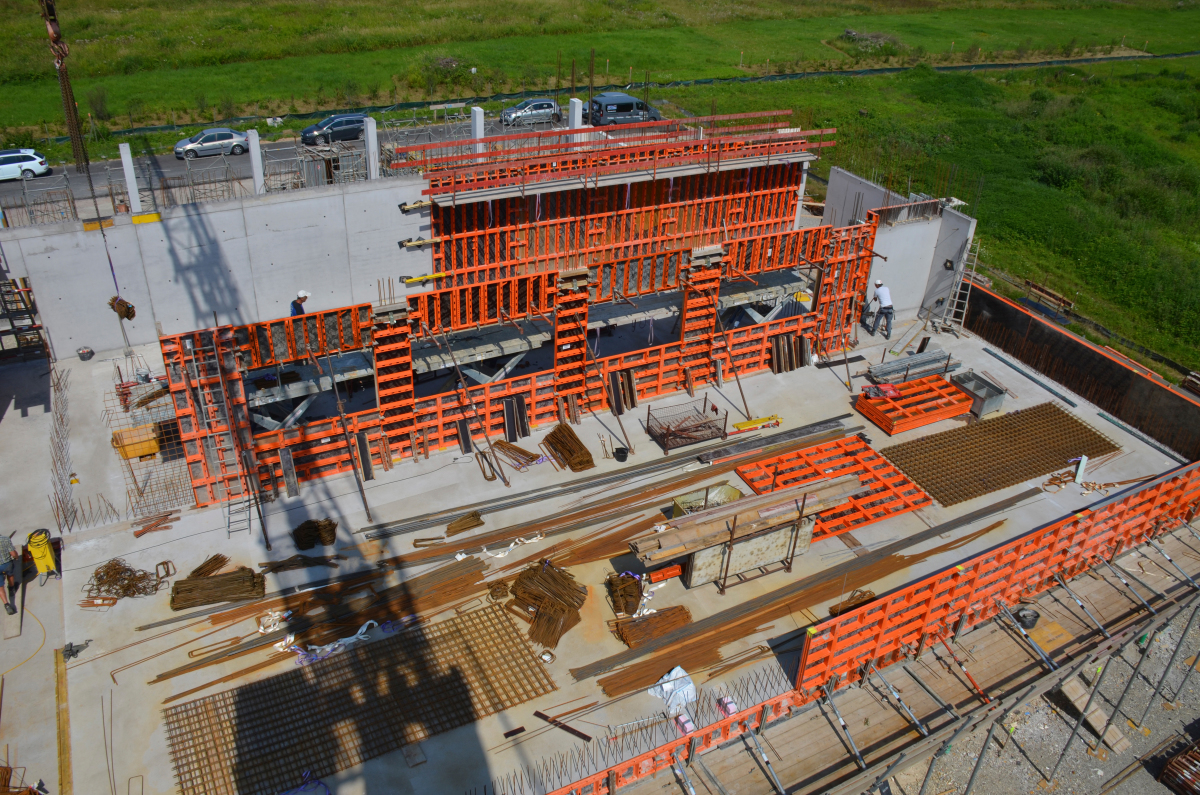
[0, 360, 50, 423]
[224, 571, 486, 794]
[136, 138, 250, 330]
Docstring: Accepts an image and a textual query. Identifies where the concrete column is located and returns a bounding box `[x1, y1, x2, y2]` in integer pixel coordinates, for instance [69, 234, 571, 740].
[117, 142, 142, 214]
[364, 117, 380, 180]
[471, 107, 485, 156]
[793, 161, 809, 230]
[569, 98, 583, 130]
[247, 129, 266, 194]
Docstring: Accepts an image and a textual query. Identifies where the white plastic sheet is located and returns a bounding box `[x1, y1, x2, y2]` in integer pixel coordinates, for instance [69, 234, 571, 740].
[648, 666, 697, 716]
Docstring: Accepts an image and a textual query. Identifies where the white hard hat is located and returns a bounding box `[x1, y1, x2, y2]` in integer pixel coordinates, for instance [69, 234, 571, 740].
[874, 280, 883, 286]
[297, 290, 311, 299]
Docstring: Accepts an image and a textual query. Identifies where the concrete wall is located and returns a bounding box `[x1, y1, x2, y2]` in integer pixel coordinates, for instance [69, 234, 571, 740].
[0, 177, 433, 356]
[920, 206, 977, 316]
[823, 167, 977, 321]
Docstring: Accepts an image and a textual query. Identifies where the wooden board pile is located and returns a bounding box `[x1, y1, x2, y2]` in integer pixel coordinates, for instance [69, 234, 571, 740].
[542, 424, 595, 472]
[169, 566, 266, 611]
[629, 474, 864, 564]
[510, 560, 588, 648]
[612, 606, 692, 648]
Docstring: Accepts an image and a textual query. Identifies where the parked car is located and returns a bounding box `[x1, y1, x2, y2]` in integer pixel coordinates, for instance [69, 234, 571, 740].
[502, 98, 562, 126]
[0, 149, 51, 180]
[586, 92, 661, 126]
[300, 114, 367, 145]
[173, 128, 250, 160]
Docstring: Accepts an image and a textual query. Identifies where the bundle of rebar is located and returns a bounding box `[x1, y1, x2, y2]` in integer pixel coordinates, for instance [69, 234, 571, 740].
[492, 440, 541, 471]
[86, 558, 164, 599]
[542, 424, 595, 472]
[258, 554, 346, 574]
[828, 588, 875, 617]
[597, 643, 723, 697]
[606, 573, 643, 616]
[187, 554, 229, 579]
[293, 518, 338, 550]
[613, 606, 692, 648]
[510, 560, 587, 648]
[446, 510, 485, 536]
[169, 567, 265, 611]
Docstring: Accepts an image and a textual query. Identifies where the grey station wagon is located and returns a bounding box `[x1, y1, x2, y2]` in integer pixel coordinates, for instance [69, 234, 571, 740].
[174, 129, 250, 160]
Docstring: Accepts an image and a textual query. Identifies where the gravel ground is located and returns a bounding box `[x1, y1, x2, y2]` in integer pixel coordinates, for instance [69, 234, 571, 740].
[883, 599, 1200, 795]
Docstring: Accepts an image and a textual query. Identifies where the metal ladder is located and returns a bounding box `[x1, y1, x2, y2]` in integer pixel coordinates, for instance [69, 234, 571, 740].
[935, 238, 979, 336]
[226, 494, 253, 539]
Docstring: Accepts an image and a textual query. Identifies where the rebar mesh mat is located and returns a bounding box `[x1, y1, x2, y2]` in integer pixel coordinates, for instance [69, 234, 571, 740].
[880, 402, 1119, 507]
[163, 605, 555, 795]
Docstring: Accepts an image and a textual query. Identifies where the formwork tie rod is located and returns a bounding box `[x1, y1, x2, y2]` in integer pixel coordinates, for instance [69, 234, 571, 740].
[1054, 573, 1111, 638]
[1146, 539, 1200, 590]
[996, 600, 1059, 671]
[822, 680, 865, 770]
[867, 660, 928, 737]
[1094, 555, 1157, 615]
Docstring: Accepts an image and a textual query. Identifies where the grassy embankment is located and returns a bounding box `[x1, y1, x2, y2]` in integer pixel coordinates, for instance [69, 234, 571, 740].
[0, 1, 1194, 134]
[656, 59, 1200, 375]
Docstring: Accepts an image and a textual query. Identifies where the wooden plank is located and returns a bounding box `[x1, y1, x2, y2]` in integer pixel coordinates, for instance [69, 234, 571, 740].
[55, 648, 73, 795]
[1060, 676, 1131, 753]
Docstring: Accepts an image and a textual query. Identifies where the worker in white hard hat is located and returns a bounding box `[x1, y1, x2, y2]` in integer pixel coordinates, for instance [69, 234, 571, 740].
[867, 279, 894, 339]
[291, 290, 311, 317]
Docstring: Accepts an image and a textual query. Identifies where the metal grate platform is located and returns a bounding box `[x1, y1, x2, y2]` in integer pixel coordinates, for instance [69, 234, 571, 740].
[163, 605, 555, 795]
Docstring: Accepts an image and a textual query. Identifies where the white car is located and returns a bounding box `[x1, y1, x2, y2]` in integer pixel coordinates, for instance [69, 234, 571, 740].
[0, 149, 51, 180]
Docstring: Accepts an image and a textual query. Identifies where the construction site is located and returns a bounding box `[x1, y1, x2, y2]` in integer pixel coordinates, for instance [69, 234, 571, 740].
[3, 100, 1200, 795]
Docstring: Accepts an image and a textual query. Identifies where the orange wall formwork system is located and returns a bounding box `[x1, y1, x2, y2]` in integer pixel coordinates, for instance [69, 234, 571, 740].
[159, 115, 880, 506]
[538, 462, 1200, 795]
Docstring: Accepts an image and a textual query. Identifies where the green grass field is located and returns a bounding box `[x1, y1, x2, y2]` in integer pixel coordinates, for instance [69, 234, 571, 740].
[2, 1, 1197, 131]
[656, 59, 1200, 373]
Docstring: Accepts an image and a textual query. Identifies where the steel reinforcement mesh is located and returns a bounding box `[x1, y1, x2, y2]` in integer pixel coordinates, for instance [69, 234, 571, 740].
[880, 402, 1120, 507]
[163, 606, 555, 795]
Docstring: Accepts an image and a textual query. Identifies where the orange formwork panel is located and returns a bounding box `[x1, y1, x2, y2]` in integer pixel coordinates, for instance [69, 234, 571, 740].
[794, 459, 1200, 702]
[734, 435, 932, 543]
[538, 462, 1200, 795]
[855, 375, 972, 435]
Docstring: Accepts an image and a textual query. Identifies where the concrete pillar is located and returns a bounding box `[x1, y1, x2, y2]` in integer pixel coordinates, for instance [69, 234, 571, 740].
[569, 98, 583, 130]
[117, 142, 142, 214]
[364, 117, 380, 180]
[247, 129, 266, 194]
[793, 161, 809, 230]
[471, 107, 485, 156]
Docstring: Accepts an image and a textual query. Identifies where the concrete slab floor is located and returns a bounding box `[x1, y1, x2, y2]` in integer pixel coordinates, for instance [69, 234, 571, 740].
[0, 313, 1189, 795]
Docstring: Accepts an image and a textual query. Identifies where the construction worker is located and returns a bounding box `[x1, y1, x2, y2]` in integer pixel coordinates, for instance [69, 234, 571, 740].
[868, 279, 894, 340]
[0, 533, 19, 615]
[291, 290, 310, 317]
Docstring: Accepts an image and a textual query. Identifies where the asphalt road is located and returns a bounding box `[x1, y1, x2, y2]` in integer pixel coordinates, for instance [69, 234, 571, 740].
[0, 118, 570, 203]
[0, 138, 316, 201]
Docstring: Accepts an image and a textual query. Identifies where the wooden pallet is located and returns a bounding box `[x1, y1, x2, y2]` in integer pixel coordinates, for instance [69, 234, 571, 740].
[855, 374, 972, 435]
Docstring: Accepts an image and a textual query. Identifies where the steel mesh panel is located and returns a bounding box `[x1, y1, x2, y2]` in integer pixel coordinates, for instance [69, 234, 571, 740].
[164, 606, 554, 795]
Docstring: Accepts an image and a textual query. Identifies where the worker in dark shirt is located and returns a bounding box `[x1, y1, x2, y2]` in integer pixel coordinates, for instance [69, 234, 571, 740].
[0, 534, 18, 615]
[291, 290, 310, 317]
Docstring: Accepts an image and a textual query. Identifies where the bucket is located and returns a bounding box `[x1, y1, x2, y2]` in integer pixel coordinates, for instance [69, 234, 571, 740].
[27, 529, 57, 575]
[76, 346, 94, 361]
[1016, 608, 1040, 630]
[613, 447, 629, 462]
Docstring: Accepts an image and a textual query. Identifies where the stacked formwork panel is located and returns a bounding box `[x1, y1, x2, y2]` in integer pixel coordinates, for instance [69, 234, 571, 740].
[163, 117, 885, 504]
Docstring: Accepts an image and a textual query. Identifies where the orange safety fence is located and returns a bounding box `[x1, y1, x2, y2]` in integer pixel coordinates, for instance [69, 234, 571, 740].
[855, 375, 973, 435]
[734, 435, 932, 542]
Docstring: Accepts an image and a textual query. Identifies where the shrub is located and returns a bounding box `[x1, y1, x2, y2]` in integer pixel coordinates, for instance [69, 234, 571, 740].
[218, 96, 237, 117]
[87, 87, 111, 121]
